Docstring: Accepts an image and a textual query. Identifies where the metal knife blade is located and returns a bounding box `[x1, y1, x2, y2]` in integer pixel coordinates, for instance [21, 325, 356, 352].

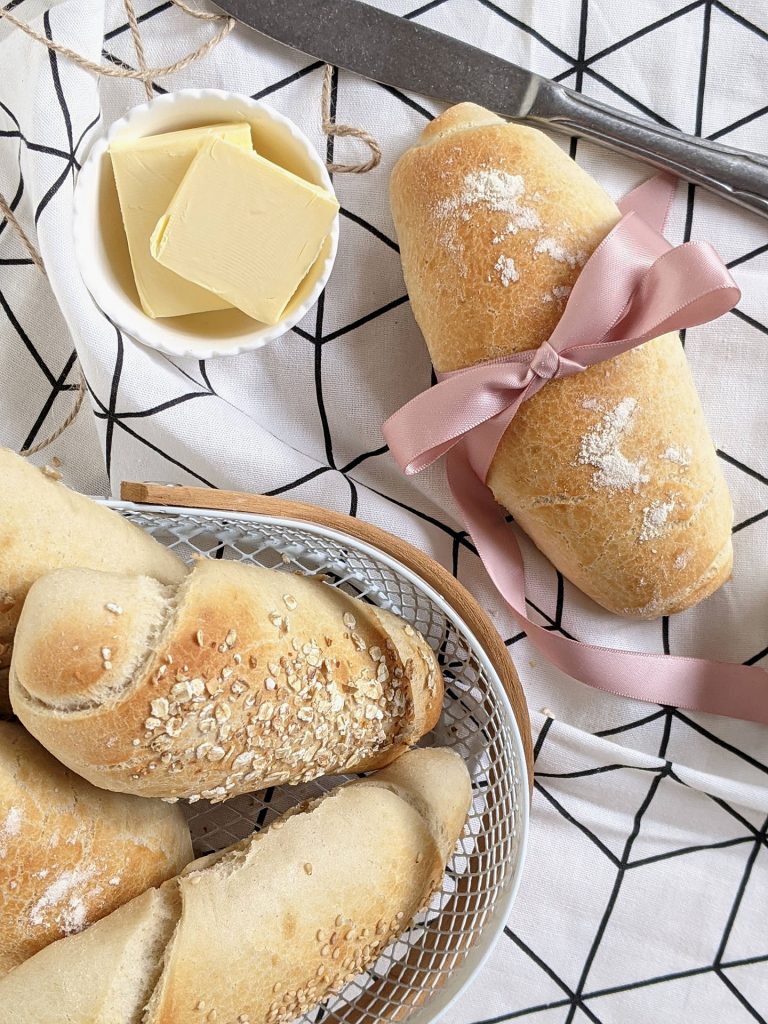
[214, 0, 768, 219]
[216, 0, 555, 119]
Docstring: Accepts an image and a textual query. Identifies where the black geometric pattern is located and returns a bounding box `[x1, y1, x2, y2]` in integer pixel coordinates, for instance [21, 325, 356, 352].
[1, 1, 767, 1020]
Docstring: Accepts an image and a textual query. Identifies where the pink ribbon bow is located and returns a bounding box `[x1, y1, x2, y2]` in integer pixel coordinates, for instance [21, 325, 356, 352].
[384, 175, 768, 726]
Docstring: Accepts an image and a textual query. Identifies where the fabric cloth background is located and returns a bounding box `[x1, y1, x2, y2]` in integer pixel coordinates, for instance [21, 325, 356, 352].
[1, 0, 767, 1020]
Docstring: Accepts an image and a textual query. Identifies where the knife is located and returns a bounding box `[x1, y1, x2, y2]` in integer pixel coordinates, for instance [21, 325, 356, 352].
[214, 0, 768, 220]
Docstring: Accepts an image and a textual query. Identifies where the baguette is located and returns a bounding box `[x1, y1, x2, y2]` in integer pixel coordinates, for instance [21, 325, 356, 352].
[0, 747, 472, 1024]
[0, 720, 192, 975]
[390, 103, 733, 618]
[10, 559, 443, 800]
[0, 448, 185, 710]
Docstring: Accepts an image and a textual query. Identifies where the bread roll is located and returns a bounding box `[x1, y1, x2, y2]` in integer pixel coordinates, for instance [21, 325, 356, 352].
[0, 720, 192, 975]
[10, 559, 443, 800]
[0, 448, 185, 710]
[390, 103, 732, 618]
[0, 747, 472, 1024]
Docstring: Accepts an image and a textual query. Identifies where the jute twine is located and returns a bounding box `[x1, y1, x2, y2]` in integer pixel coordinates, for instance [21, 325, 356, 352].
[0, 0, 381, 457]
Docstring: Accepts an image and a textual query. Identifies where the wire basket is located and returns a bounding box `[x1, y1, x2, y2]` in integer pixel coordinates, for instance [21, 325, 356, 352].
[110, 498, 530, 1024]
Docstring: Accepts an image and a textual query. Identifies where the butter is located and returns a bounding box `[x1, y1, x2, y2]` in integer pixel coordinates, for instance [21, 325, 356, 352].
[150, 139, 339, 326]
[110, 123, 252, 318]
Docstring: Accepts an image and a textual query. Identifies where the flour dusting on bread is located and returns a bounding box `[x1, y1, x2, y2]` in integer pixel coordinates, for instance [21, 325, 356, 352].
[577, 398, 649, 492]
[434, 167, 540, 264]
[660, 445, 692, 467]
[640, 499, 676, 542]
[494, 254, 519, 287]
[533, 236, 587, 268]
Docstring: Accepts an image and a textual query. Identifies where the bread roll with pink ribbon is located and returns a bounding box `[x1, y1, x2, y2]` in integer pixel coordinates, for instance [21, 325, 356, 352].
[388, 103, 734, 619]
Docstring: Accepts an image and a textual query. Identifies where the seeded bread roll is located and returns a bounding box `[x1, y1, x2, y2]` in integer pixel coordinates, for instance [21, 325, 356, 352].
[390, 103, 733, 618]
[0, 720, 192, 976]
[0, 448, 185, 711]
[0, 747, 472, 1024]
[10, 559, 443, 801]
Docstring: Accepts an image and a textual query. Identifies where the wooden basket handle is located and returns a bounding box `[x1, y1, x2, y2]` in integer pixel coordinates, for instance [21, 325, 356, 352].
[121, 482, 533, 784]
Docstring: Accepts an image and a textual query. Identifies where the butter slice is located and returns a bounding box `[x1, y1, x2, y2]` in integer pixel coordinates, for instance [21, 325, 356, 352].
[150, 139, 339, 326]
[110, 123, 252, 318]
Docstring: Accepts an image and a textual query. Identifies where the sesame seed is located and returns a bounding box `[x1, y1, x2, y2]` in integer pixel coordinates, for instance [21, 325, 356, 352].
[343, 612, 356, 629]
[321, 944, 331, 956]
[221, 667, 233, 680]
[105, 602, 123, 615]
[103, 660, 113, 671]
[316, 929, 325, 942]
[273, 983, 282, 994]
[132, 738, 141, 747]
[144, 717, 161, 731]
[195, 1000, 206, 1011]
[207, 1011, 218, 1022]
[283, 594, 298, 610]
[42, 464, 62, 480]
[100, 646, 112, 660]
[196, 630, 205, 647]
[396, 911, 405, 922]
[233, 653, 242, 665]
[416, 851, 423, 863]
[316, 965, 325, 978]
[332, 947, 341, 960]
[225, 629, 237, 647]
[304, 863, 313, 875]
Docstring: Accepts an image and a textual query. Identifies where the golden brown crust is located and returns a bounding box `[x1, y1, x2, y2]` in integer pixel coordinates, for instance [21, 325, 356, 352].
[0, 721, 192, 975]
[11, 561, 444, 801]
[390, 103, 732, 617]
[0, 448, 185, 709]
[0, 748, 472, 1024]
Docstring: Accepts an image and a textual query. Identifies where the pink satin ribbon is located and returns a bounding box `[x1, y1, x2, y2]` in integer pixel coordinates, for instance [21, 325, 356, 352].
[384, 175, 768, 726]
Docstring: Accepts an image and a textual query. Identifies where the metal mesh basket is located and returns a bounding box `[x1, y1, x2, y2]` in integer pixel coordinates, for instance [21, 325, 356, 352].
[110, 500, 529, 1024]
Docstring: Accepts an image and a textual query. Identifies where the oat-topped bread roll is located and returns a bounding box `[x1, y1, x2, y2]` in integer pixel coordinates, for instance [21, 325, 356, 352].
[10, 559, 442, 801]
[0, 448, 185, 710]
[390, 103, 732, 618]
[0, 720, 192, 976]
[0, 747, 471, 1024]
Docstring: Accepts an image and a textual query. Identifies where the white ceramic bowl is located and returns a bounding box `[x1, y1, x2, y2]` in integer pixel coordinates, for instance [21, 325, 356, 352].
[73, 89, 339, 360]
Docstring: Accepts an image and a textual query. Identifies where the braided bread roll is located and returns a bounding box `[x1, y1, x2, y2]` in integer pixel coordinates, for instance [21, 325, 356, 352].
[390, 103, 732, 618]
[0, 720, 192, 976]
[0, 448, 185, 710]
[10, 559, 442, 801]
[0, 747, 471, 1024]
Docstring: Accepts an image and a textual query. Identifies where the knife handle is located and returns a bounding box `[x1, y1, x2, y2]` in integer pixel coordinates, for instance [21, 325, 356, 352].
[533, 86, 768, 220]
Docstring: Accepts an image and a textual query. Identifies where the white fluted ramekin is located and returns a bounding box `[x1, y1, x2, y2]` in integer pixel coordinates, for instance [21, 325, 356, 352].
[73, 89, 338, 360]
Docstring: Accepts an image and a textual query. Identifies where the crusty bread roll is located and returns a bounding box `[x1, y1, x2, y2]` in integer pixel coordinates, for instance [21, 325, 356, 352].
[0, 448, 185, 710]
[10, 559, 443, 801]
[390, 103, 732, 618]
[0, 747, 471, 1024]
[0, 720, 192, 975]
